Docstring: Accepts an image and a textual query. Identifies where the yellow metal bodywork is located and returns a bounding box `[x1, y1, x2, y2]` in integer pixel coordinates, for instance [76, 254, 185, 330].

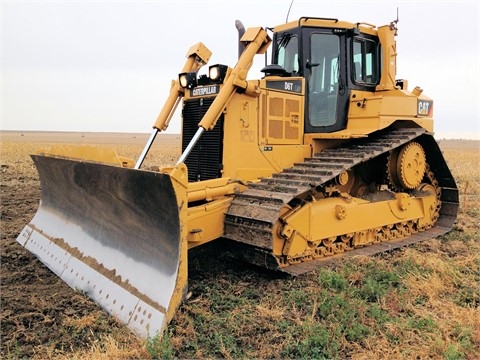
[186, 178, 245, 248]
[220, 87, 311, 180]
[274, 18, 378, 36]
[273, 191, 438, 260]
[162, 164, 189, 326]
[187, 197, 233, 248]
[307, 88, 434, 140]
[197, 28, 271, 131]
[153, 42, 212, 131]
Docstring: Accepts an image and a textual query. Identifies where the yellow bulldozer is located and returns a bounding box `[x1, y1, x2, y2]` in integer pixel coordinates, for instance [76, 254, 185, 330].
[16, 17, 458, 338]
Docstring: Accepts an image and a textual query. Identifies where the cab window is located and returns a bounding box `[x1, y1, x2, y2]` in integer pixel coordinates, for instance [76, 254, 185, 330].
[352, 38, 378, 85]
[276, 34, 299, 73]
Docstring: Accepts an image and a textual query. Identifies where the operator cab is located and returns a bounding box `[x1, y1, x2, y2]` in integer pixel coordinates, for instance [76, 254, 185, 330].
[270, 17, 381, 133]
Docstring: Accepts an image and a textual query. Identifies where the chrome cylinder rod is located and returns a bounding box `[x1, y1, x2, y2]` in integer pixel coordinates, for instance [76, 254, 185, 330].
[176, 127, 204, 165]
[134, 129, 158, 169]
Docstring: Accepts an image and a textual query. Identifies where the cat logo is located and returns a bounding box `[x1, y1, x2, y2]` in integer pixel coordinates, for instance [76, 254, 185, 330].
[417, 100, 433, 117]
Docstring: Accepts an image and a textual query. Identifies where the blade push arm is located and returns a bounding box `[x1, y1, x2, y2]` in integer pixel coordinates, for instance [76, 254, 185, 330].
[135, 43, 212, 169]
[153, 43, 212, 132]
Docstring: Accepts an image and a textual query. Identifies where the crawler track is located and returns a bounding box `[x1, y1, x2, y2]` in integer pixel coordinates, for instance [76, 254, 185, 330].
[224, 128, 459, 275]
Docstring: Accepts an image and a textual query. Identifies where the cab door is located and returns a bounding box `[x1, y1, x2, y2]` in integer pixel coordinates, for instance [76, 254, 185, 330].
[303, 29, 349, 133]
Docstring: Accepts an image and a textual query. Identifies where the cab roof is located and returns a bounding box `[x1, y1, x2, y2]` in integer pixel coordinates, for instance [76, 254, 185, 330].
[273, 17, 380, 36]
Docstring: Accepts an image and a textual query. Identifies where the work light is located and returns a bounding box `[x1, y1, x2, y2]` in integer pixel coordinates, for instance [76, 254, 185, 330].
[209, 64, 228, 83]
[178, 72, 197, 89]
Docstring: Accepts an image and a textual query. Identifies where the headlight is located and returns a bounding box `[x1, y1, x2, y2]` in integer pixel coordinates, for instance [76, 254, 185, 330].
[209, 64, 228, 83]
[178, 72, 197, 89]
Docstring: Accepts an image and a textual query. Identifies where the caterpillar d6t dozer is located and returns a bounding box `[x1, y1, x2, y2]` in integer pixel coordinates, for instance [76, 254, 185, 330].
[17, 18, 458, 338]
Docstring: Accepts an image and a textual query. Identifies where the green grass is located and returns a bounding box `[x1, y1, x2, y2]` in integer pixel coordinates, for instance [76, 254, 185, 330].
[157, 230, 479, 359]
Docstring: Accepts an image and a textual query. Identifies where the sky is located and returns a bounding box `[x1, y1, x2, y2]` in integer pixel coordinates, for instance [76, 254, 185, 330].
[1, 0, 479, 139]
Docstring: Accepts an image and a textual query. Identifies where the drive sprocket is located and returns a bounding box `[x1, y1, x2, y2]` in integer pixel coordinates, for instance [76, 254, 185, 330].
[388, 141, 426, 190]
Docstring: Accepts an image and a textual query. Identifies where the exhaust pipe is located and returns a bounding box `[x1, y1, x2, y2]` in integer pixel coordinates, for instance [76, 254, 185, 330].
[235, 20, 246, 59]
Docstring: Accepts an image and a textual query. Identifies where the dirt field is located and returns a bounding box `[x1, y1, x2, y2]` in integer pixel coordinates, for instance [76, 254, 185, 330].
[1, 131, 478, 358]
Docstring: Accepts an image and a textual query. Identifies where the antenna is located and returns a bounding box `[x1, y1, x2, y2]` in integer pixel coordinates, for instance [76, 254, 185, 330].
[391, 7, 399, 30]
[286, 0, 294, 23]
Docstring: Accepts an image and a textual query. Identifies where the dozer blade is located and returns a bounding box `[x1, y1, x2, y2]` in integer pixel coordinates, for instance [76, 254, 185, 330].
[16, 155, 188, 339]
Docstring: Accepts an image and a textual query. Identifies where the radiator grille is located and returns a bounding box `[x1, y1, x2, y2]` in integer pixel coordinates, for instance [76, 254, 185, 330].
[182, 98, 224, 182]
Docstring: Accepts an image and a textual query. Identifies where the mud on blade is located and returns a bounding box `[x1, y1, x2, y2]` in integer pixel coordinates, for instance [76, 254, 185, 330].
[16, 155, 188, 338]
